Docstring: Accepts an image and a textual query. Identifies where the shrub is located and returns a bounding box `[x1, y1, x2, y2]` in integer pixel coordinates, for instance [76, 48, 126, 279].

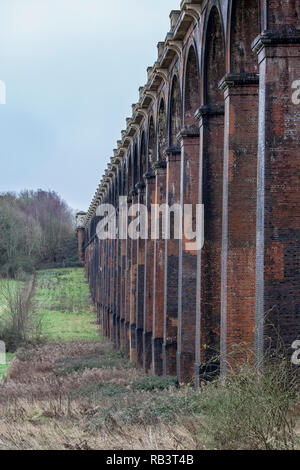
[0, 276, 42, 351]
[133, 375, 178, 392]
[87, 389, 203, 431]
[70, 383, 127, 401]
[197, 357, 298, 450]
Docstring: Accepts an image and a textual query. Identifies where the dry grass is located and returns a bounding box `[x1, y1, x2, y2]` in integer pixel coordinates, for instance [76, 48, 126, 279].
[0, 340, 203, 450]
[0, 341, 137, 402]
[0, 339, 299, 450]
[0, 408, 200, 451]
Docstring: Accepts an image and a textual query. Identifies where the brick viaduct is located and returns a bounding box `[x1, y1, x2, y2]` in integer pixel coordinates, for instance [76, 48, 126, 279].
[77, 0, 300, 384]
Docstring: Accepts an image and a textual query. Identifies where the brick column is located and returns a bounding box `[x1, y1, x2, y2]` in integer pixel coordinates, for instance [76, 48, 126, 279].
[95, 241, 101, 326]
[108, 190, 114, 343]
[252, 31, 300, 364]
[99, 237, 105, 333]
[177, 127, 200, 384]
[143, 171, 156, 372]
[110, 220, 116, 345]
[218, 73, 259, 373]
[152, 161, 167, 376]
[105, 201, 110, 340]
[195, 106, 224, 384]
[103, 200, 109, 338]
[112, 197, 118, 348]
[76, 212, 87, 263]
[136, 182, 146, 368]
[129, 191, 138, 364]
[120, 235, 126, 352]
[163, 148, 181, 376]
[124, 195, 132, 358]
[115, 198, 121, 349]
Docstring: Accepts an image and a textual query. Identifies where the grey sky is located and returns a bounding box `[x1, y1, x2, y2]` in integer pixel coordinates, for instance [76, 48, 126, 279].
[0, 0, 178, 211]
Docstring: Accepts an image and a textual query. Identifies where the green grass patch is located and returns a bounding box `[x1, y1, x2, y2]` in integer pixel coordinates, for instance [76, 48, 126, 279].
[133, 375, 178, 392]
[35, 268, 99, 342]
[55, 350, 133, 376]
[0, 353, 14, 380]
[70, 383, 128, 400]
[0, 278, 23, 378]
[0, 279, 23, 322]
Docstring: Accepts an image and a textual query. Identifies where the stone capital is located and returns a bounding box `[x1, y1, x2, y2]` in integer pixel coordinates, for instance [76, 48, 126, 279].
[144, 170, 156, 180]
[218, 73, 260, 91]
[177, 126, 200, 140]
[251, 30, 300, 54]
[195, 105, 224, 120]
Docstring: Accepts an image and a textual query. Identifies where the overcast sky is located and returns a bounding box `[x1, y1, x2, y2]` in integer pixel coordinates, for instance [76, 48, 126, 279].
[0, 0, 178, 211]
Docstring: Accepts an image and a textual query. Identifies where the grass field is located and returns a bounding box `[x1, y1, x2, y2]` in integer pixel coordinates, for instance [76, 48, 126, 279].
[0, 268, 99, 380]
[36, 268, 99, 342]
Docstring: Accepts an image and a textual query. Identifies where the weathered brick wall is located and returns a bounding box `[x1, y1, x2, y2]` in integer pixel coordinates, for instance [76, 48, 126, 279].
[79, 0, 300, 384]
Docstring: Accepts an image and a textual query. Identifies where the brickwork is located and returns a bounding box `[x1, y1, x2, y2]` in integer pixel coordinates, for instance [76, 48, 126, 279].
[79, 1, 300, 383]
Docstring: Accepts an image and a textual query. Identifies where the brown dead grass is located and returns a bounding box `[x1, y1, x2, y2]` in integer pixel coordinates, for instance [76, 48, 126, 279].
[0, 340, 203, 450]
[0, 340, 299, 451]
[0, 414, 200, 451]
[0, 341, 138, 402]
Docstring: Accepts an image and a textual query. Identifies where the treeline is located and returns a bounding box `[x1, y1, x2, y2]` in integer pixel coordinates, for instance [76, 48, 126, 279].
[0, 190, 79, 277]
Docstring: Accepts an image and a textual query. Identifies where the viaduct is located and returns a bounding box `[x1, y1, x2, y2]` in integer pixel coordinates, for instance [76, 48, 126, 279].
[77, 0, 300, 384]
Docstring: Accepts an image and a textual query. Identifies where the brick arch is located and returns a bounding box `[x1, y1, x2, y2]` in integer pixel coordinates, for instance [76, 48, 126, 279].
[157, 97, 167, 160]
[133, 142, 139, 191]
[127, 150, 133, 196]
[148, 114, 156, 167]
[168, 73, 182, 148]
[203, 4, 225, 105]
[183, 44, 200, 127]
[140, 131, 147, 180]
[121, 158, 127, 196]
[261, 0, 300, 32]
[229, 0, 260, 73]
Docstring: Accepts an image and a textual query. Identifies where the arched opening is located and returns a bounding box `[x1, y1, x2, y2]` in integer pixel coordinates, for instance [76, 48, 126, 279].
[133, 143, 138, 191]
[140, 132, 147, 179]
[230, 0, 259, 73]
[170, 75, 182, 147]
[205, 7, 225, 106]
[184, 47, 200, 127]
[122, 160, 126, 196]
[200, 5, 225, 371]
[148, 115, 156, 167]
[127, 151, 133, 195]
[158, 99, 167, 160]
